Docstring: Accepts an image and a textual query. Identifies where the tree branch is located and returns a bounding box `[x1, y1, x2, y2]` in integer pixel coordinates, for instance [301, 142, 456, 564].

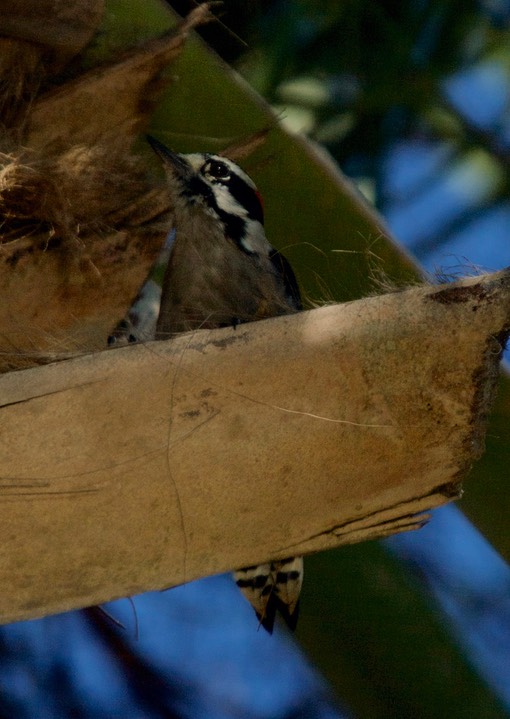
[0, 269, 509, 623]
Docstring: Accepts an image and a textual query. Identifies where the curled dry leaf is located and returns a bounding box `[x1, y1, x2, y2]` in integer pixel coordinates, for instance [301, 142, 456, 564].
[0, 8, 214, 366]
[0, 0, 105, 63]
[0, 0, 105, 127]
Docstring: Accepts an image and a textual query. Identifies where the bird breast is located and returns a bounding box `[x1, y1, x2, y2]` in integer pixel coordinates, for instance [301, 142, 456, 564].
[155, 211, 291, 336]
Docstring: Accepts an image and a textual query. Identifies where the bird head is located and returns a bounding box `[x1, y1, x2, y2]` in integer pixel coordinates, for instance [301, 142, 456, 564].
[147, 136, 266, 255]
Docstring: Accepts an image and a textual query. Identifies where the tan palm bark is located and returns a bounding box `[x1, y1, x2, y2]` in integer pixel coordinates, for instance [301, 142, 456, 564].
[0, 4, 211, 367]
[0, 270, 508, 623]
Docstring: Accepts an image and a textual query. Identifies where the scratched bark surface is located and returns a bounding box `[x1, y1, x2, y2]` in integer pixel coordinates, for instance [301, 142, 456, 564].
[0, 270, 509, 624]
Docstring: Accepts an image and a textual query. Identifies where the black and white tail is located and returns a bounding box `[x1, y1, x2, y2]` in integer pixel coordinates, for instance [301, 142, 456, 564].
[234, 557, 303, 633]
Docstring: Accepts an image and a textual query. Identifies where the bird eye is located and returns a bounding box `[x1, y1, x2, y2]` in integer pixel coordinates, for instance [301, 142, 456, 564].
[204, 159, 231, 181]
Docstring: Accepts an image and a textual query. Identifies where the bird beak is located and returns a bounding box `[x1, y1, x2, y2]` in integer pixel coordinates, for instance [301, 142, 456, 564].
[146, 135, 191, 180]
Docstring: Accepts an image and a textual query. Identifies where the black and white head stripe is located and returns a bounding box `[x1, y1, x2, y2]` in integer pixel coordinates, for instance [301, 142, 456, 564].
[202, 156, 264, 225]
[175, 153, 266, 252]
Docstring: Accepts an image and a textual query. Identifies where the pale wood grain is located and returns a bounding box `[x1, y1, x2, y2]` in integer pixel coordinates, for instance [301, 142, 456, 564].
[0, 270, 508, 623]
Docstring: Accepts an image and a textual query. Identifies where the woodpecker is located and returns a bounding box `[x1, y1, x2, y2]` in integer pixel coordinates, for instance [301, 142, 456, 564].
[111, 136, 303, 632]
[148, 137, 301, 338]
